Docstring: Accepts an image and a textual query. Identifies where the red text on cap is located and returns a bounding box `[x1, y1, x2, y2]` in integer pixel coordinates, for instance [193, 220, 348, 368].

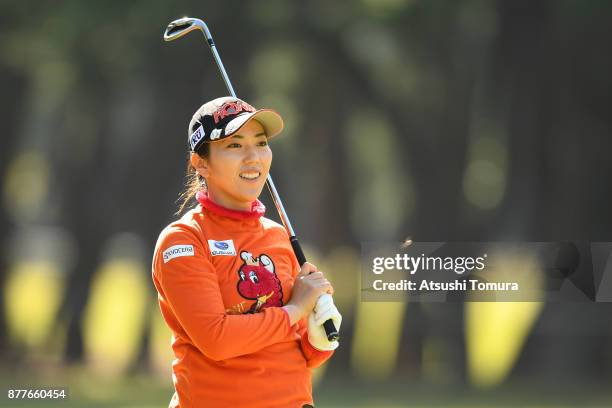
[213, 101, 256, 124]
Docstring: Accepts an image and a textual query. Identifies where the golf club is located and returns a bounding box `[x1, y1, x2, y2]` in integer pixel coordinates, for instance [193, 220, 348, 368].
[164, 17, 339, 342]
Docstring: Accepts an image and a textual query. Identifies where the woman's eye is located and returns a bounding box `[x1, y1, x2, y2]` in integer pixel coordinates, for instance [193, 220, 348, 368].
[227, 143, 241, 148]
[258, 141, 268, 146]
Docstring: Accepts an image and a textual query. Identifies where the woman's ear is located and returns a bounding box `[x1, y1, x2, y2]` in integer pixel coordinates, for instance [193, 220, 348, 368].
[190, 152, 210, 178]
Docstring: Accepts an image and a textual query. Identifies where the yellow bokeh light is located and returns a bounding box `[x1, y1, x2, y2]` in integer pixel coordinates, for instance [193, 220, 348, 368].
[5, 261, 64, 349]
[83, 260, 148, 376]
[351, 301, 406, 380]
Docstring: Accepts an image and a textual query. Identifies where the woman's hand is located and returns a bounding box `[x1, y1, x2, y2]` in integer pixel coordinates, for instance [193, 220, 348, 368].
[308, 294, 341, 351]
[282, 262, 334, 326]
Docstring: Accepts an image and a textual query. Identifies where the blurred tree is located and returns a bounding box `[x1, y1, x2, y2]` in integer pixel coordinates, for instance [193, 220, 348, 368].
[0, 56, 28, 361]
[0, 3, 34, 361]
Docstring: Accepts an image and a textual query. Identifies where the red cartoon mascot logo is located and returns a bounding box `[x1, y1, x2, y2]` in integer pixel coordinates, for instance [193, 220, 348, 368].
[236, 251, 284, 313]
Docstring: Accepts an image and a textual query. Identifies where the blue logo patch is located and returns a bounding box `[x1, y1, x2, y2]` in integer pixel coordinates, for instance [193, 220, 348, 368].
[208, 239, 236, 256]
[215, 241, 229, 250]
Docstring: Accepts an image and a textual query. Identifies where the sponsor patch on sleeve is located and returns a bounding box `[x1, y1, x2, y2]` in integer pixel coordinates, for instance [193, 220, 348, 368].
[163, 244, 195, 263]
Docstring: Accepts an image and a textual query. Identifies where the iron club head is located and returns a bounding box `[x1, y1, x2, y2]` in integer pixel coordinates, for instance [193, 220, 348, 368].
[164, 17, 211, 42]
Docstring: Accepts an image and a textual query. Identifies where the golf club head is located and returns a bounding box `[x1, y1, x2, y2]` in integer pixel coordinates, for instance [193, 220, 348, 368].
[164, 17, 211, 41]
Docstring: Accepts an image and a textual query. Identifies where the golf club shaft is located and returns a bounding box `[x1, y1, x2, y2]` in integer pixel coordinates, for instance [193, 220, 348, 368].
[166, 18, 339, 342]
[209, 35, 340, 343]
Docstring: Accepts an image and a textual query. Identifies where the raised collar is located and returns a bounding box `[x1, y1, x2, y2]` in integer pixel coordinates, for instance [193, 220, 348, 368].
[196, 191, 266, 220]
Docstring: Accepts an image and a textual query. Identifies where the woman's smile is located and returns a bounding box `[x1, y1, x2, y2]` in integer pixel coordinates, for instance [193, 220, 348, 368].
[239, 169, 262, 181]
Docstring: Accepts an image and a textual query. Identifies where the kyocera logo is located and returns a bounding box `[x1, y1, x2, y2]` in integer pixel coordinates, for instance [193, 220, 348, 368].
[215, 241, 229, 250]
[162, 245, 194, 263]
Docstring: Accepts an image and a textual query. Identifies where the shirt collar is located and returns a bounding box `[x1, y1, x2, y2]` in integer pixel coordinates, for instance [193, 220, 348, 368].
[196, 191, 266, 220]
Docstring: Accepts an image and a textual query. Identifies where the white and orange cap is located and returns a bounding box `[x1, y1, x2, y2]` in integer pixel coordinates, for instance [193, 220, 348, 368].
[188, 96, 284, 152]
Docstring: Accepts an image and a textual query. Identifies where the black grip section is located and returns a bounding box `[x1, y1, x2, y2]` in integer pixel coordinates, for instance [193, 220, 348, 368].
[323, 319, 340, 342]
[290, 236, 339, 342]
[290, 236, 307, 265]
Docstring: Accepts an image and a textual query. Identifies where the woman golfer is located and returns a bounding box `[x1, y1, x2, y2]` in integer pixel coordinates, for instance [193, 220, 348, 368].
[152, 96, 342, 408]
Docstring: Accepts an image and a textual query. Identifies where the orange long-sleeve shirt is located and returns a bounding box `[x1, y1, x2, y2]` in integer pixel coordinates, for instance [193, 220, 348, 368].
[152, 192, 334, 408]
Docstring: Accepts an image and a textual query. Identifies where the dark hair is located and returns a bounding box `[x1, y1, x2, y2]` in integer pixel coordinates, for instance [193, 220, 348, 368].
[176, 142, 210, 215]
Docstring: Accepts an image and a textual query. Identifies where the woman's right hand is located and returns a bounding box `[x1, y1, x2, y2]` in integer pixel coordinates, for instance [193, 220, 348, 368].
[283, 262, 334, 326]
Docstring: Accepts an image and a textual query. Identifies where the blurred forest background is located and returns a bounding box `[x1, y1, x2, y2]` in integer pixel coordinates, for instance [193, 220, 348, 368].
[1, 0, 612, 406]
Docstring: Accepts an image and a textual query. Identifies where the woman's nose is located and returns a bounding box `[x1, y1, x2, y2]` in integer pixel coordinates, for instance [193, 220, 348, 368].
[243, 145, 260, 163]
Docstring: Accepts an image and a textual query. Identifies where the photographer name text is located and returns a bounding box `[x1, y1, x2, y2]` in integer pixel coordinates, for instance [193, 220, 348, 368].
[372, 279, 519, 292]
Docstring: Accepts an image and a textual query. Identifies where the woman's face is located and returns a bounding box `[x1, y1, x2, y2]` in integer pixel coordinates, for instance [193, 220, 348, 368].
[193, 119, 272, 211]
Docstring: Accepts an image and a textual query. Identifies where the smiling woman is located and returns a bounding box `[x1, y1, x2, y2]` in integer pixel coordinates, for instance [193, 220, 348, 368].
[152, 96, 342, 407]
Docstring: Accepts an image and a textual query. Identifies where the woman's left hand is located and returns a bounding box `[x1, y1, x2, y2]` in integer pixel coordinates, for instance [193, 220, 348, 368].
[307, 294, 342, 351]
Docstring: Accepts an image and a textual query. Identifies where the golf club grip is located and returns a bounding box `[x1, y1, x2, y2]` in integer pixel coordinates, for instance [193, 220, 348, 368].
[290, 236, 340, 342]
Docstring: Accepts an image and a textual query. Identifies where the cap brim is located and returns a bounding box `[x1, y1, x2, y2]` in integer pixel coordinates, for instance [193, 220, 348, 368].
[222, 109, 284, 141]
